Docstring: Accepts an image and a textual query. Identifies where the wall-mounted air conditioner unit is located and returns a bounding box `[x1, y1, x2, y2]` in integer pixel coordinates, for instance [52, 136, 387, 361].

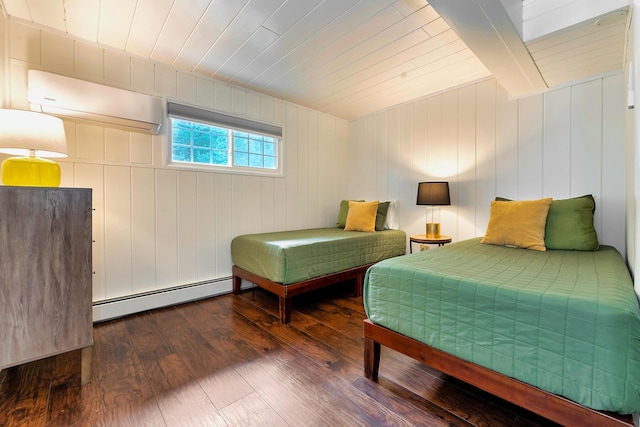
[28, 70, 162, 135]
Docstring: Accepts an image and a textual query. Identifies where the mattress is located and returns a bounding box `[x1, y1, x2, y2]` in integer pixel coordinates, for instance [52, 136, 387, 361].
[363, 237, 640, 414]
[231, 227, 406, 284]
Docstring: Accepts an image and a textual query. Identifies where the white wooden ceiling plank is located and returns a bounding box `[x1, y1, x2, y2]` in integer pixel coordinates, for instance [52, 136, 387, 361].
[392, 0, 432, 17]
[526, 23, 623, 56]
[411, 38, 470, 68]
[307, 48, 477, 111]
[326, 56, 488, 119]
[261, 0, 318, 35]
[262, 4, 439, 94]
[150, 0, 212, 65]
[63, 0, 100, 43]
[341, 59, 488, 118]
[319, 3, 440, 76]
[523, 1, 628, 41]
[370, 50, 487, 99]
[286, 30, 459, 104]
[125, 0, 173, 59]
[98, 0, 137, 50]
[532, 33, 625, 67]
[287, 31, 433, 102]
[237, 0, 400, 89]
[527, 13, 623, 45]
[538, 48, 624, 75]
[542, 50, 624, 87]
[424, 17, 450, 37]
[172, 0, 249, 71]
[213, 27, 280, 82]
[270, 1, 438, 90]
[194, 0, 286, 77]
[260, 10, 423, 97]
[26, 0, 64, 32]
[312, 39, 471, 107]
[228, 0, 362, 88]
[309, 48, 481, 111]
[3, 0, 32, 20]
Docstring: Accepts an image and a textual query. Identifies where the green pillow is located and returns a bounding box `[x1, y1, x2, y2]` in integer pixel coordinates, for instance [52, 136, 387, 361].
[375, 201, 390, 231]
[495, 195, 599, 250]
[545, 195, 598, 250]
[337, 200, 364, 228]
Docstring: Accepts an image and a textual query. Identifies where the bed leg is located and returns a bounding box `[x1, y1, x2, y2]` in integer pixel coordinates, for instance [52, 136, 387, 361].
[633, 412, 639, 427]
[364, 337, 380, 381]
[354, 275, 363, 297]
[232, 273, 242, 295]
[279, 296, 292, 324]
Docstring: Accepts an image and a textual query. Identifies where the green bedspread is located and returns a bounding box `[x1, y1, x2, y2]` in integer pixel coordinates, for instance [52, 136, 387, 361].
[231, 228, 406, 284]
[363, 237, 640, 414]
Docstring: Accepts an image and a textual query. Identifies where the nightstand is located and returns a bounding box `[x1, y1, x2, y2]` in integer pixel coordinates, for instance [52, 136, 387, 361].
[409, 234, 452, 253]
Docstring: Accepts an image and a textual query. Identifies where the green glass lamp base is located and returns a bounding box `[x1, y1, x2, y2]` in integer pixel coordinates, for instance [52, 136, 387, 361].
[1, 155, 61, 187]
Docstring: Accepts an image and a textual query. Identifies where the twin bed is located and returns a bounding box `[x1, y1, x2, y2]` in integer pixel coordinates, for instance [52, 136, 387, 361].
[231, 227, 406, 323]
[363, 237, 640, 426]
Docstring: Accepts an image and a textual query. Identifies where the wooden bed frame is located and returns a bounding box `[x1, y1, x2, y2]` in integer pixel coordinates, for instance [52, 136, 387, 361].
[232, 263, 373, 324]
[363, 319, 636, 427]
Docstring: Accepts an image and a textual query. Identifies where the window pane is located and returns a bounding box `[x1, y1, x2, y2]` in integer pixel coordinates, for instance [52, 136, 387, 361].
[212, 150, 229, 165]
[173, 145, 191, 162]
[235, 137, 248, 152]
[249, 139, 263, 154]
[193, 148, 211, 164]
[212, 128, 229, 150]
[249, 154, 263, 167]
[172, 123, 192, 145]
[193, 130, 211, 148]
[174, 119, 192, 131]
[264, 156, 276, 169]
[234, 152, 249, 166]
[264, 142, 275, 156]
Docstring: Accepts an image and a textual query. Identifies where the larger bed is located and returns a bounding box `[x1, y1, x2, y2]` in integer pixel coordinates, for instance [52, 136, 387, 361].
[232, 227, 406, 323]
[363, 237, 640, 426]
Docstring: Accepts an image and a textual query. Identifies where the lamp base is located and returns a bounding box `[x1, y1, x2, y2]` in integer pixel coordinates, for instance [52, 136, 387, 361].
[1, 155, 61, 187]
[426, 222, 441, 238]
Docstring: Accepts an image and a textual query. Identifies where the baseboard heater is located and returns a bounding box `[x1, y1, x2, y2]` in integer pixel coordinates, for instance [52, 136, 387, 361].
[92, 277, 254, 322]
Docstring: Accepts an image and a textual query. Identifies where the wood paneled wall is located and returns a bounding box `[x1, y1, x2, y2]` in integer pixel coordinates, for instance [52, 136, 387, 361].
[6, 19, 349, 302]
[348, 75, 627, 256]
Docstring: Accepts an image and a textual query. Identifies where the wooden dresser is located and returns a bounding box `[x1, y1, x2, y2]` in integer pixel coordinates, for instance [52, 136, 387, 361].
[0, 186, 93, 384]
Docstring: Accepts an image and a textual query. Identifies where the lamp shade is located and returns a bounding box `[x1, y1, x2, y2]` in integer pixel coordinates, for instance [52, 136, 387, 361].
[0, 109, 67, 157]
[417, 181, 450, 206]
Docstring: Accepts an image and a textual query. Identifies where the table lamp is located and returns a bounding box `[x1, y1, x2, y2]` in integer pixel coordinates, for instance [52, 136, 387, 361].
[0, 109, 68, 187]
[416, 181, 450, 238]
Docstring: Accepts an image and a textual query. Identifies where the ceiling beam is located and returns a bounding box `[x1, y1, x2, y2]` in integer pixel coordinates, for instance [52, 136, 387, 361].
[427, 0, 547, 97]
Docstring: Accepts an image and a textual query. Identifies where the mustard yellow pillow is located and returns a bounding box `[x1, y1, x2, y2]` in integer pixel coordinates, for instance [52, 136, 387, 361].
[481, 198, 552, 251]
[344, 201, 379, 232]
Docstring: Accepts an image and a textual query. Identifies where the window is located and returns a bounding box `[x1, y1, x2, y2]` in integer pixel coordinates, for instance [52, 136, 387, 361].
[167, 102, 283, 176]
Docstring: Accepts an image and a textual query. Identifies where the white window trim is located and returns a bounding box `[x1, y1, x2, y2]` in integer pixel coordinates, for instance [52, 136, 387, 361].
[166, 101, 284, 177]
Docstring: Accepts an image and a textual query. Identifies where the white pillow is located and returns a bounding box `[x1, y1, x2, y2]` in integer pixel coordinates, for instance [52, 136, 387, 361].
[384, 200, 400, 230]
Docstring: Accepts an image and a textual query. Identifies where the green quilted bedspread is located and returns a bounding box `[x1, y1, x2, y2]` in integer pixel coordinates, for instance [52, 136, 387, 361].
[231, 228, 406, 284]
[363, 237, 640, 414]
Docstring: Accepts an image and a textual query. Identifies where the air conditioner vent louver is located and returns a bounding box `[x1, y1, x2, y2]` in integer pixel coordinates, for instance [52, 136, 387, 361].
[28, 70, 162, 135]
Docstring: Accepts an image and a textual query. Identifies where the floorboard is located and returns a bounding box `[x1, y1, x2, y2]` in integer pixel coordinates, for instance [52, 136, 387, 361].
[0, 284, 567, 426]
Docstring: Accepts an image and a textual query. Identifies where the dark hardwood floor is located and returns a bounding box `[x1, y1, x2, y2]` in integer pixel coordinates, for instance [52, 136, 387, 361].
[0, 283, 563, 426]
